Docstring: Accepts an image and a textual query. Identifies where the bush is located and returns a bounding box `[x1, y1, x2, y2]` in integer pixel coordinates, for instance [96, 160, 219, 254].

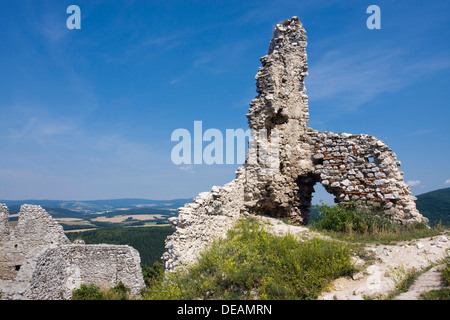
[142, 262, 164, 286]
[312, 202, 437, 236]
[72, 282, 132, 300]
[312, 203, 400, 234]
[105, 281, 130, 300]
[143, 217, 354, 300]
[72, 284, 104, 300]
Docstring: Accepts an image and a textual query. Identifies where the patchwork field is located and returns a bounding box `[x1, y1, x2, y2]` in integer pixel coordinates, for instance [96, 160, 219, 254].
[91, 214, 167, 223]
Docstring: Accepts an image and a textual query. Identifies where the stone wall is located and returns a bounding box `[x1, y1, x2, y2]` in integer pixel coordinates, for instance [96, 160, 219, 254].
[308, 130, 422, 223]
[163, 168, 246, 270]
[244, 17, 313, 224]
[0, 204, 145, 300]
[163, 17, 427, 271]
[27, 244, 144, 300]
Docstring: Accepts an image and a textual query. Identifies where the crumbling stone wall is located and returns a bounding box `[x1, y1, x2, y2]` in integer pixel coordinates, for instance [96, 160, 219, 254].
[244, 17, 313, 224]
[0, 204, 145, 300]
[163, 169, 246, 270]
[164, 16, 427, 271]
[308, 130, 422, 223]
[27, 243, 144, 300]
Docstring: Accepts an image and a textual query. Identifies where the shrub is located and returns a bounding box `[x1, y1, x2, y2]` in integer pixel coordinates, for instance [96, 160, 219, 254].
[142, 262, 164, 286]
[105, 281, 130, 300]
[72, 282, 132, 300]
[312, 202, 401, 235]
[72, 284, 104, 300]
[143, 217, 354, 300]
[311, 202, 438, 241]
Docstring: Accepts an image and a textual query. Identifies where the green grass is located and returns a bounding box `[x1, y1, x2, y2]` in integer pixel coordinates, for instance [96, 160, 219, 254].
[310, 203, 444, 244]
[73, 204, 448, 300]
[420, 254, 450, 300]
[420, 288, 450, 300]
[142, 217, 355, 300]
[421, 254, 450, 300]
[442, 255, 450, 286]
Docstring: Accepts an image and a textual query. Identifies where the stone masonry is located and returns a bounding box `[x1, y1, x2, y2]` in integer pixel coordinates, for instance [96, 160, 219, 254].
[0, 204, 145, 300]
[163, 17, 427, 271]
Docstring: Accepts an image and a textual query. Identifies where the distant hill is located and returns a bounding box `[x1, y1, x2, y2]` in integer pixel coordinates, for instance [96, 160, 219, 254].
[0, 198, 191, 231]
[3, 190, 448, 227]
[0, 198, 192, 214]
[416, 187, 450, 226]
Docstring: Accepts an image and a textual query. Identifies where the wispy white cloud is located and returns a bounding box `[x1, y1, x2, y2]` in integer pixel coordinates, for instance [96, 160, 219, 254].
[192, 40, 254, 75]
[306, 47, 450, 111]
[406, 129, 436, 137]
[179, 165, 195, 174]
[445, 179, 450, 185]
[407, 180, 421, 186]
[0, 113, 83, 151]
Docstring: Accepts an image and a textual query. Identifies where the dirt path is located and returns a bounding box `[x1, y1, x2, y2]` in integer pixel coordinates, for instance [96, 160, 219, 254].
[257, 215, 449, 300]
[395, 265, 445, 300]
[319, 233, 449, 300]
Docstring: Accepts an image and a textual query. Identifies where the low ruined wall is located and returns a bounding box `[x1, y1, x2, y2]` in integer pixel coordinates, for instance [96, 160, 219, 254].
[0, 204, 145, 300]
[26, 244, 144, 300]
[0, 204, 71, 299]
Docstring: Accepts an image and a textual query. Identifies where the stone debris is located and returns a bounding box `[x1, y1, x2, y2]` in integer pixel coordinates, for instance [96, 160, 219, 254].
[163, 17, 427, 271]
[0, 204, 145, 300]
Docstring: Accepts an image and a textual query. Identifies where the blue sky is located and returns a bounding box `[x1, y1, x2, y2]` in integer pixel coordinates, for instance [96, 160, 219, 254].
[0, 0, 449, 202]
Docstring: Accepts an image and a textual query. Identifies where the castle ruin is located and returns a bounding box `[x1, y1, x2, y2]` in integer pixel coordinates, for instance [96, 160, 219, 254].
[163, 17, 427, 271]
[0, 204, 145, 300]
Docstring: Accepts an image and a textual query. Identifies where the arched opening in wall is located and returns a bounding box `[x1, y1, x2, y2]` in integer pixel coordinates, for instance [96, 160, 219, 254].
[310, 183, 336, 223]
[295, 174, 318, 225]
[296, 175, 338, 225]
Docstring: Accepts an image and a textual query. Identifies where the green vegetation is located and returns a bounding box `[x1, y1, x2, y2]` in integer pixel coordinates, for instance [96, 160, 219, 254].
[383, 264, 433, 300]
[142, 217, 355, 300]
[72, 284, 104, 300]
[311, 202, 442, 244]
[421, 254, 450, 300]
[72, 202, 448, 301]
[66, 226, 173, 266]
[420, 287, 450, 300]
[72, 282, 132, 300]
[416, 187, 450, 226]
[419, 255, 450, 300]
[142, 262, 165, 287]
[442, 255, 450, 286]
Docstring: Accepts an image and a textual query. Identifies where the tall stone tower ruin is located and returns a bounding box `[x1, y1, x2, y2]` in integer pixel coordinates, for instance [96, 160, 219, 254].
[163, 17, 427, 271]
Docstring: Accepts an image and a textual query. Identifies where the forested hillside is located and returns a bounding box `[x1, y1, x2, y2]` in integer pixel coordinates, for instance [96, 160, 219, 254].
[67, 226, 173, 266]
[416, 187, 450, 226]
